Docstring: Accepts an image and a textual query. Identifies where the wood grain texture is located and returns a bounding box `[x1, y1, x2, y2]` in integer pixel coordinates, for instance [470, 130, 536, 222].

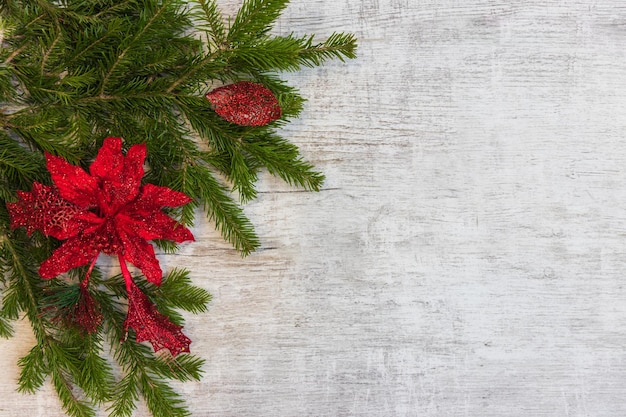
[3, 0, 626, 415]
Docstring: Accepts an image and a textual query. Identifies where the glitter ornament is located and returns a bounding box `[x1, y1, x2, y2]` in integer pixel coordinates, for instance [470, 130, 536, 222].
[7, 137, 194, 355]
[72, 284, 103, 334]
[123, 272, 191, 356]
[205, 81, 282, 126]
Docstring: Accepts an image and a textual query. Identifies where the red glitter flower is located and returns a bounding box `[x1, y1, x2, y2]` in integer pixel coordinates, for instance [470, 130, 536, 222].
[7, 137, 194, 355]
[205, 81, 281, 126]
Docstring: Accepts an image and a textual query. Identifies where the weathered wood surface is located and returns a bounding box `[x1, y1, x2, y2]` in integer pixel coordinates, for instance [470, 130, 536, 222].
[4, 0, 626, 415]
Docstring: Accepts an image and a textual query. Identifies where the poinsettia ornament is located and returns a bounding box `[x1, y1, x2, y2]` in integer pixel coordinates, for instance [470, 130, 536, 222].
[7, 137, 194, 356]
[206, 81, 282, 126]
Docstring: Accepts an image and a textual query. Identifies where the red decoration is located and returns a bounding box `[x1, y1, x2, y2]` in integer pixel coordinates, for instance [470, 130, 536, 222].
[7, 137, 194, 355]
[122, 260, 191, 356]
[72, 282, 103, 334]
[205, 81, 281, 126]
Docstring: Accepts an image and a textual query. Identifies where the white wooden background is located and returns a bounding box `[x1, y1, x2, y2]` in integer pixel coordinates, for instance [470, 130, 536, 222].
[3, 0, 626, 415]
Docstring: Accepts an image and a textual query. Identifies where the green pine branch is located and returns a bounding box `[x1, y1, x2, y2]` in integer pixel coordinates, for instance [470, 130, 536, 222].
[227, 0, 289, 43]
[192, 0, 227, 48]
[243, 132, 325, 191]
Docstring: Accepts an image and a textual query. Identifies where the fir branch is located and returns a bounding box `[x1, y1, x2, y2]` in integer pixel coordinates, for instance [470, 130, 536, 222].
[184, 163, 260, 254]
[78, 344, 113, 404]
[228, 0, 289, 43]
[0, 131, 47, 189]
[150, 354, 205, 383]
[140, 373, 191, 417]
[192, 0, 227, 47]
[297, 32, 358, 67]
[243, 132, 325, 191]
[102, 279, 199, 417]
[153, 268, 212, 315]
[39, 21, 62, 74]
[98, 0, 177, 95]
[17, 344, 48, 392]
[108, 372, 140, 417]
[232, 32, 357, 72]
[230, 35, 305, 72]
[229, 149, 259, 202]
[0, 313, 14, 337]
[165, 49, 228, 94]
[51, 366, 95, 417]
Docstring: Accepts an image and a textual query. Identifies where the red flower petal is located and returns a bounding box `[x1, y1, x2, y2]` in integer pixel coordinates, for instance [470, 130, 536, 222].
[121, 210, 194, 243]
[89, 137, 125, 181]
[124, 281, 191, 356]
[39, 235, 100, 279]
[7, 183, 99, 240]
[46, 153, 99, 208]
[89, 137, 146, 213]
[206, 81, 281, 126]
[117, 226, 163, 285]
[121, 184, 194, 243]
[134, 183, 193, 209]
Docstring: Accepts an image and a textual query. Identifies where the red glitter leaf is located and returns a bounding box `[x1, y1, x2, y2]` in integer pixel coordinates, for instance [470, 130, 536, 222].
[72, 284, 103, 334]
[39, 236, 100, 279]
[205, 81, 281, 126]
[46, 153, 99, 209]
[7, 183, 99, 240]
[124, 281, 191, 356]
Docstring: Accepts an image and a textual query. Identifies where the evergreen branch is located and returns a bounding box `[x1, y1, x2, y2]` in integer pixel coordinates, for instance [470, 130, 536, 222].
[0, 313, 14, 337]
[154, 268, 212, 315]
[39, 21, 61, 74]
[0, 130, 47, 187]
[75, 333, 115, 404]
[229, 149, 259, 202]
[17, 344, 47, 391]
[150, 354, 205, 382]
[298, 32, 358, 66]
[99, 0, 172, 95]
[108, 372, 140, 417]
[185, 164, 260, 254]
[92, 0, 135, 19]
[140, 372, 190, 417]
[243, 133, 325, 191]
[48, 340, 100, 417]
[2, 232, 48, 341]
[51, 366, 95, 417]
[62, 21, 121, 68]
[101, 280, 195, 417]
[4, 43, 28, 64]
[192, 0, 226, 46]
[165, 48, 225, 94]
[228, 0, 289, 43]
[232, 33, 357, 72]
[230, 35, 304, 72]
